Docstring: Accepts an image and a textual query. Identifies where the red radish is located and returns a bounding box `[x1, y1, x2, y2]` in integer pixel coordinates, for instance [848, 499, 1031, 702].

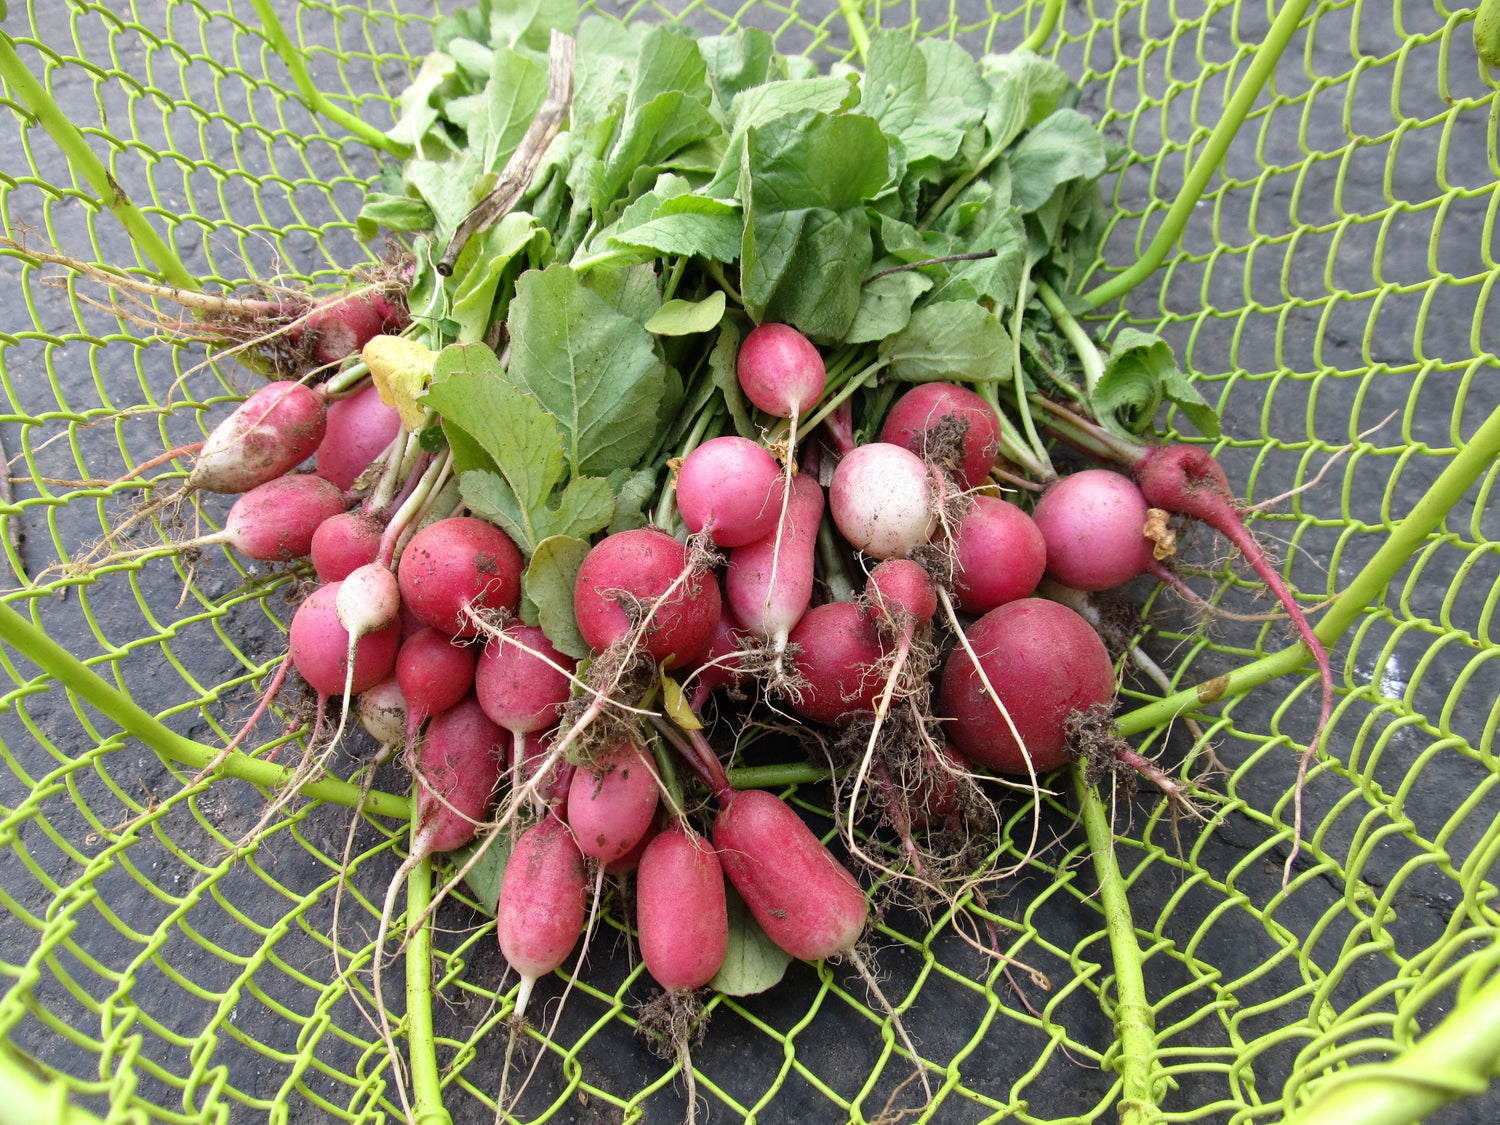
[315, 383, 403, 491]
[786, 600, 888, 724]
[518, 728, 574, 814]
[637, 825, 727, 991]
[573, 528, 721, 671]
[396, 626, 478, 743]
[190, 382, 328, 494]
[299, 290, 407, 369]
[1032, 469, 1153, 591]
[725, 473, 823, 685]
[288, 580, 401, 700]
[829, 443, 937, 559]
[397, 516, 524, 638]
[358, 675, 408, 747]
[880, 382, 1001, 490]
[938, 598, 1115, 775]
[687, 605, 748, 713]
[1133, 443, 1332, 740]
[371, 692, 505, 1116]
[310, 510, 385, 582]
[736, 323, 826, 420]
[603, 813, 659, 877]
[566, 743, 661, 864]
[475, 625, 573, 740]
[496, 812, 589, 1018]
[949, 496, 1048, 613]
[675, 436, 783, 547]
[867, 558, 937, 628]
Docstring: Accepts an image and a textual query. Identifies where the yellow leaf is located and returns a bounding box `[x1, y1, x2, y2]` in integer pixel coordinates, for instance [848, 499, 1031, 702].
[660, 671, 702, 731]
[362, 335, 436, 430]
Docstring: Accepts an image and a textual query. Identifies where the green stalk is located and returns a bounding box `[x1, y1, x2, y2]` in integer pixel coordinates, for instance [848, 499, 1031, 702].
[800, 361, 884, 436]
[649, 732, 687, 816]
[323, 359, 371, 397]
[1021, 0, 1065, 52]
[1074, 762, 1159, 1124]
[1281, 964, 1500, 1125]
[246, 0, 409, 158]
[1035, 281, 1103, 394]
[0, 1044, 105, 1125]
[838, 0, 872, 63]
[727, 762, 831, 789]
[0, 33, 197, 290]
[0, 599, 411, 820]
[404, 855, 453, 1125]
[816, 514, 856, 603]
[1116, 396, 1500, 737]
[1081, 0, 1316, 308]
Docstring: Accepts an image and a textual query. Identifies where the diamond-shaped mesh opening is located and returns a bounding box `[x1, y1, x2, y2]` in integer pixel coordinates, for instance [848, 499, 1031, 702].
[2, 1, 1498, 1122]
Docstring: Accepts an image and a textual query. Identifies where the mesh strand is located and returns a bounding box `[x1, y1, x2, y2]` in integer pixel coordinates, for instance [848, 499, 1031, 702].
[0, 0, 1497, 1122]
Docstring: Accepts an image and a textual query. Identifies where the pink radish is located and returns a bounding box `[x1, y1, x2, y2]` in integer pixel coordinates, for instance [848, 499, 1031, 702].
[938, 598, 1115, 775]
[786, 600, 888, 724]
[190, 382, 328, 494]
[315, 383, 403, 491]
[475, 625, 573, 742]
[397, 516, 524, 638]
[687, 605, 748, 713]
[675, 436, 784, 547]
[880, 382, 1001, 490]
[573, 528, 721, 671]
[370, 692, 505, 1117]
[603, 813, 659, 877]
[299, 289, 408, 369]
[829, 442, 937, 559]
[495, 812, 589, 1019]
[725, 473, 823, 688]
[396, 626, 478, 744]
[310, 510, 385, 582]
[288, 580, 401, 701]
[566, 743, 661, 864]
[949, 496, 1048, 613]
[1032, 469, 1153, 592]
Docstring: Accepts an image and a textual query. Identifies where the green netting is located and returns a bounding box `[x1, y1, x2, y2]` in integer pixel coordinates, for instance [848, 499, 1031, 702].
[0, 0, 1498, 1122]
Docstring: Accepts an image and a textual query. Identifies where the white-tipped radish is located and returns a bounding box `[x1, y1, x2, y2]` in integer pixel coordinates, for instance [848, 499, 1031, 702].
[358, 675, 408, 746]
[190, 382, 328, 494]
[829, 443, 937, 559]
[496, 812, 589, 1020]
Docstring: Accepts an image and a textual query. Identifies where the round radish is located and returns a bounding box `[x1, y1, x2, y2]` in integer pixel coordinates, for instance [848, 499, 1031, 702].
[829, 443, 936, 559]
[866, 558, 937, 628]
[315, 383, 403, 491]
[880, 382, 1001, 490]
[475, 624, 573, 736]
[311, 510, 385, 582]
[396, 626, 478, 739]
[950, 496, 1048, 613]
[676, 436, 783, 547]
[736, 323, 826, 419]
[787, 600, 887, 724]
[573, 528, 721, 670]
[397, 516, 524, 638]
[938, 598, 1115, 775]
[288, 581, 401, 698]
[1031, 470, 1153, 592]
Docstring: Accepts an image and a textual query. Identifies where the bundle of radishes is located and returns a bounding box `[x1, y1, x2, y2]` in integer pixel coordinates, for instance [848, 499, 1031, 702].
[63, 3, 1339, 1118]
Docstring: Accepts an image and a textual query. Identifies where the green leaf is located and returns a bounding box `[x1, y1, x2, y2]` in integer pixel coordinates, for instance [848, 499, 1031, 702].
[424, 342, 617, 554]
[1008, 108, 1107, 214]
[506, 264, 668, 478]
[1092, 328, 1221, 440]
[703, 321, 756, 440]
[879, 301, 1012, 383]
[524, 535, 593, 659]
[709, 885, 793, 996]
[606, 466, 659, 534]
[863, 32, 976, 166]
[845, 266, 933, 344]
[610, 194, 743, 264]
[644, 290, 726, 336]
[453, 830, 514, 912]
[355, 193, 436, 241]
[702, 76, 863, 198]
[483, 47, 548, 175]
[979, 49, 1073, 151]
[386, 52, 463, 150]
[448, 211, 545, 342]
[489, 0, 577, 54]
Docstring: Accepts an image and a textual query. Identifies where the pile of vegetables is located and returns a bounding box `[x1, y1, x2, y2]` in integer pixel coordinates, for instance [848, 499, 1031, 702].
[40, 0, 1337, 1117]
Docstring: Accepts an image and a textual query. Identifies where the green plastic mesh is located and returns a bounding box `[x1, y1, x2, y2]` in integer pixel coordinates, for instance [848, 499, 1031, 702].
[1, 0, 1498, 1122]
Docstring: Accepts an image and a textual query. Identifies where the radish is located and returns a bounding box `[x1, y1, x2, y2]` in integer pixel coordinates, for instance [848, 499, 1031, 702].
[675, 435, 783, 547]
[829, 442, 937, 559]
[566, 742, 661, 864]
[475, 624, 574, 753]
[190, 381, 328, 494]
[687, 605, 748, 713]
[314, 383, 403, 492]
[288, 580, 402, 702]
[949, 496, 1048, 613]
[357, 674, 408, 747]
[396, 626, 479, 745]
[786, 600, 888, 724]
[1031, 469, 1154, 592]
[938, 598, 1115, 776]
[495, 812, 589, 1019]
[635, 824, 727, 1122]
[370, 692, 506, 1119]
[397, 515, 524, 638]
[880, 382, 1001, 491]
[310, 510, 385, 582]
[573, 527, 721, 671]
[725, 473, 823, 691]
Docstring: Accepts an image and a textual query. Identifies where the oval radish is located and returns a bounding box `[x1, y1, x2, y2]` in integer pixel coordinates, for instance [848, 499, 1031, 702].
[880, 382, 1001, 490]
[496, 812, 589, 1018]
[725, 473, 823, 655]
[676, 436, 783, 548]
[736, 323, 826, 419]
[636, 826, 727, 992]
[397, 516, 524, 637]
[566, 743, 661, 864]
[190, 381, 327, 494]
[288, 581, 401, 699]
[315, 383, 403, 491]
